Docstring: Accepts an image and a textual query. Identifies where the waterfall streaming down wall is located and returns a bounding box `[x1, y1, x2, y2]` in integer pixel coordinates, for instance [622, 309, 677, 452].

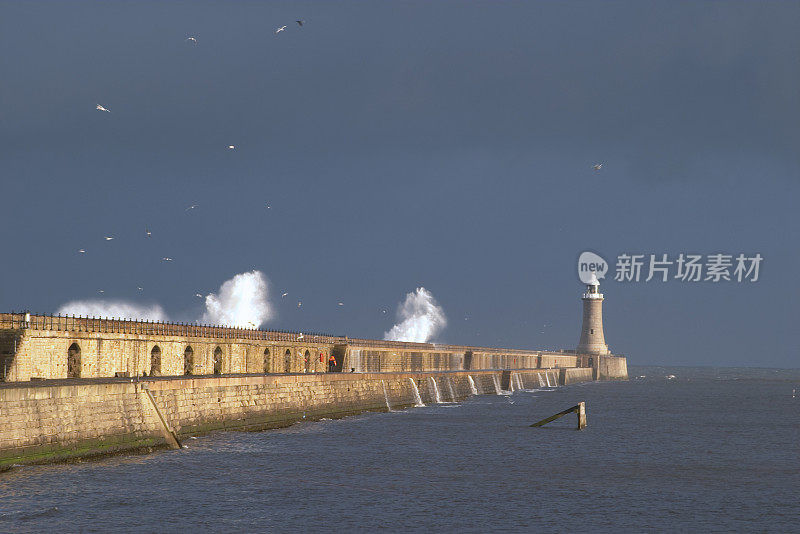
[446, 377, 456, 401]
[545, 373, 552, 388]
[428, 377, 442, 403]
[492, 374, 502, 394]
[409, 378, 424, 407]
[516, 373, 525, 390]
[381, 380, 392, 411]
[467, 375, 479, 395]
[538, 374, 545, 388]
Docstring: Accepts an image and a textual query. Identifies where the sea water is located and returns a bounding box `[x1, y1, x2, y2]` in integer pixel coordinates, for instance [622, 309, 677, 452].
[1, 366, 798, 533]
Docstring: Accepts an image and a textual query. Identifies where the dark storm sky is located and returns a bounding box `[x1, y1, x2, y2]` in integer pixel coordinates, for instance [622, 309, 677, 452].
[1, 1, 798, 367]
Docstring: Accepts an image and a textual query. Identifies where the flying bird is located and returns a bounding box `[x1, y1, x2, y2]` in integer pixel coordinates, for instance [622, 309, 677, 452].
[96, 104, 111, 113]
[185, 204, 198, 211]
[281, 292, 288, 298]
[338, 302, 343, 306]
[145, 229, 151, 237]
[275, 26, 287, 34]
[78, 249, 86, 254]
[137, 287, 143, 291]
[162, 257, 173, 262]
[227, 145, 235, 150]
[297, 301, 302, 307]
[296, 20, 304, 26]
[104, 236, 114, 241]
[265, 204, 271, 209]
[593, 163, 603, 171]
[194, 293, 203, 298]
[97, 290, 105, 294]
[186, 36, 197, 44]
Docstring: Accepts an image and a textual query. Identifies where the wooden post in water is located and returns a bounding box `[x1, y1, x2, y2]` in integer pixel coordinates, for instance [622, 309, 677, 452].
[577, 401, 586, 429]
[530, 401, 586, 430]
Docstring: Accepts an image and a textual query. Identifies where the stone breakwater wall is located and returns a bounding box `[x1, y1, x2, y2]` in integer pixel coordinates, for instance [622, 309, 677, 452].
[0, 368, 584, 468]
[0, 313, 598, 381]
[562, 367, 594, 384]
[597, 354, 628, 381]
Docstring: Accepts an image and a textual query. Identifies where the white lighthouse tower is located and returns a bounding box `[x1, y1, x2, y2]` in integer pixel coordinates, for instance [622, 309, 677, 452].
[576, 273, 610, 355]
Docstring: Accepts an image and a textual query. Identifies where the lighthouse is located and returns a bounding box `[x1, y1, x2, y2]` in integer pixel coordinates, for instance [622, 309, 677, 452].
[576, 273, 610, 355]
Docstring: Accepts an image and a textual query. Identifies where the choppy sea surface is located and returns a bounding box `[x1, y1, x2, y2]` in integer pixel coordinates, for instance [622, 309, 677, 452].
[1, 366, 799, 533]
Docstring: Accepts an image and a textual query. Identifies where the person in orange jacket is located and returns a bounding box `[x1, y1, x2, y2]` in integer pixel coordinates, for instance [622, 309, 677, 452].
[328, 354, 337, 372]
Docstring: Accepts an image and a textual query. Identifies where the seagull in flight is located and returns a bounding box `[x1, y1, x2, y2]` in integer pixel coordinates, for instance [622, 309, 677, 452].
[194, 293, 203, 298]
[275, 25, 286, 34]
[97, 289, 105, 294]
[281, 292, 288, 298]
[145, 229, 152, 237]
[162, 257, 173, 262]
[104, 236, 114, 241]
[186, 36, 197, 44]
[185, 204, 198, 211]
[137, 287, 143, 291]
[296, 20, 304, 26]
[593, 163, 603, 171]
[78, 249, 86, 254]
[96, 104, 111, 113]
[338, 302, 343, 306]
[227, 145, 235, 150]
[297, 301, 302, 307]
